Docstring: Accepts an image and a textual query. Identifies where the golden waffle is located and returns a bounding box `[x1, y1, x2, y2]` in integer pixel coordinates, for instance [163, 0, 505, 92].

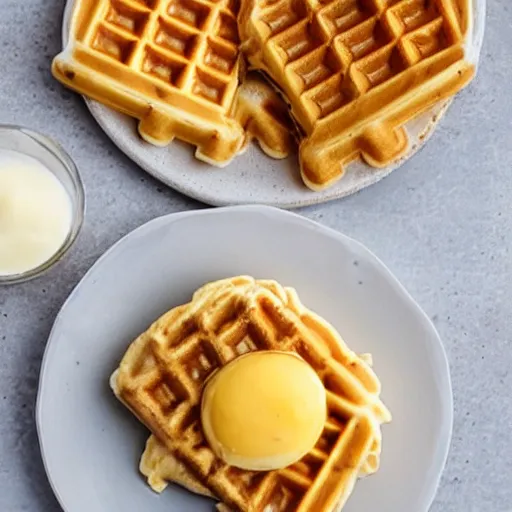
[140, 435, 214, 495]
[111, 276, 391, 511]
[238, 0, 475, 189]
[53, 0, 245, 165]
[235, 74, 296, 159]
[139, 349, 381, 496]
[140, 432, 376, 512]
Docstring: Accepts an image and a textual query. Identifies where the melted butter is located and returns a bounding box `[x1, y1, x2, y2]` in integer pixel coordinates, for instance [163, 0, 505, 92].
[201, 351, 327, 470]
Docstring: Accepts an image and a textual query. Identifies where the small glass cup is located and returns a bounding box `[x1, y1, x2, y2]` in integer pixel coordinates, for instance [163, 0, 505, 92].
[0, 125, 85, 285]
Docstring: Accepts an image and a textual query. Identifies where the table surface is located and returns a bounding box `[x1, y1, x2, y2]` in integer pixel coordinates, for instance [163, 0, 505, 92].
[0, 1, 510, 511]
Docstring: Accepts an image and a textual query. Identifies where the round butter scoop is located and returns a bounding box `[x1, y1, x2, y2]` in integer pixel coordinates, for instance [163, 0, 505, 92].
[201, 351, 327, 471]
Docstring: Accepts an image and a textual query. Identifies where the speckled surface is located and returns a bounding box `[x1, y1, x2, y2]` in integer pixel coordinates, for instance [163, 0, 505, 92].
[0, 1, 510, 511]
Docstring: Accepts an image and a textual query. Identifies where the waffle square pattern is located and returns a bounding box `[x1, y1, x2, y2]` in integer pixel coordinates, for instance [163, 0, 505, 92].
[53, 0, 245, 165]
[111, 276, 391, 511]
[239, 0, 475, 189]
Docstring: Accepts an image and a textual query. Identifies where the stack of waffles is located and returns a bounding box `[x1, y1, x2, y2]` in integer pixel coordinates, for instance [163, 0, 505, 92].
[53, 0, 474, 189]
[111, 276, 392, 511]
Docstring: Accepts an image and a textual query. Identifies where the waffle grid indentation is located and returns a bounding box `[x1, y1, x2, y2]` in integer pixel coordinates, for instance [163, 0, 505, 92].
[90, 0, 240, 107]
[262, 0, 457, 121]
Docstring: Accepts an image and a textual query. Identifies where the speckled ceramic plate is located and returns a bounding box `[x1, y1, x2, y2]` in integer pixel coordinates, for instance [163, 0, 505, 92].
[61, 1, 485, 207]
[37, 206, 452, 512]
[61, 0, 485, 208]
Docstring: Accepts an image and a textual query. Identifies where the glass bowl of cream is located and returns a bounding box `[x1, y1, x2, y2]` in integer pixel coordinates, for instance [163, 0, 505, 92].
[0, 125, 85, 285]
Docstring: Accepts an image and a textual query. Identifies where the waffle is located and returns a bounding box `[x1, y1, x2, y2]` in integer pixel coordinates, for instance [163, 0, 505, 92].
[235, 74, 296, 159]
[140, 429, 376, 512]
[238, 0, 475, 189]
[111, 276, 391, 511]
[139, 351, 381, 496]
[53, 0, 245, 165]
[140, 346, 381, 496]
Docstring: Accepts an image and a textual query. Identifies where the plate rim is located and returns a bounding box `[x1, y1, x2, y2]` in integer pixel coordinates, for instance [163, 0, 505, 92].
[59, 0, 486, 209]
[36, 205, 453, 511]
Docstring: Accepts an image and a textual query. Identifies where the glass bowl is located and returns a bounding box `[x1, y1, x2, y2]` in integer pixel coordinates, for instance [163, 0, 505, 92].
[0, 125, 85, 285]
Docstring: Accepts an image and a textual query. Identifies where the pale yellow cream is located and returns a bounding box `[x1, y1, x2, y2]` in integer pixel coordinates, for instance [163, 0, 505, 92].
[0, 150, 72, 276]
[201, 351, 327, 471]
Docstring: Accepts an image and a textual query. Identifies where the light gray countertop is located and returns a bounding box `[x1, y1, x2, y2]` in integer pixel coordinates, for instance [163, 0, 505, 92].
[0, 1, 510, 511]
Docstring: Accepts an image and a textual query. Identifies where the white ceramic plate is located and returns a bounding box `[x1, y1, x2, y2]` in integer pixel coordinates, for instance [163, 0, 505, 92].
[37, 206, 452, 512]
[61, 1, 485, 208]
